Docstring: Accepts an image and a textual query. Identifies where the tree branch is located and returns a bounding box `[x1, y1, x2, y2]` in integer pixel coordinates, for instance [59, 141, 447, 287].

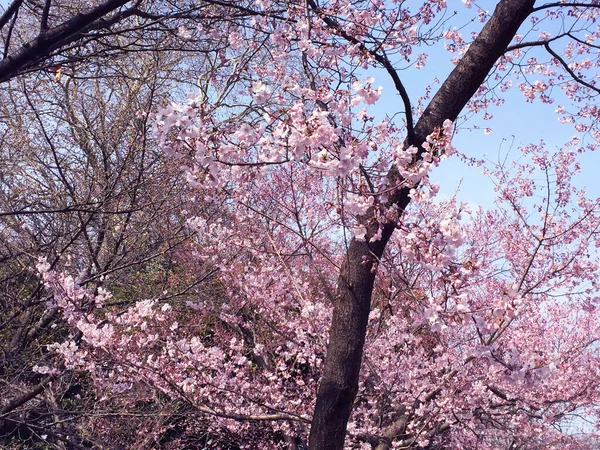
[40, 0, 52, 31]
[544, 41, 600, 93]
[0, 0, 23, 31]
[0, 0, 131, 82]
[306, 0, 416, 144]
[531, 2, 600, 13]
[0, 378, 51, 417]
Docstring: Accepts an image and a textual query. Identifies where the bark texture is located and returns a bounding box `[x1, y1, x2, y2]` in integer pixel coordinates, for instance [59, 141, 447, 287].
[308, 1, 536, 448]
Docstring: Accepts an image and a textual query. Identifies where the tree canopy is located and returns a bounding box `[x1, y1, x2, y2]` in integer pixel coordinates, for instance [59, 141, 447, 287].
[2, 1, 600, 449]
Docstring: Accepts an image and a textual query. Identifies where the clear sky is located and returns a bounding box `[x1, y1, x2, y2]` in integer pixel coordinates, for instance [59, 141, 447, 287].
[368, 1, 600, 209]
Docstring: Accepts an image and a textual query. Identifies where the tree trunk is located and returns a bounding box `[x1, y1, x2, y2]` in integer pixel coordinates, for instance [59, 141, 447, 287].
[308, 1, 536, 448]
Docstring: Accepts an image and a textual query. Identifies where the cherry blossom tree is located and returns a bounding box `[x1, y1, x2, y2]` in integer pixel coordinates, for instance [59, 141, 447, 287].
[8, 0, 600, 449]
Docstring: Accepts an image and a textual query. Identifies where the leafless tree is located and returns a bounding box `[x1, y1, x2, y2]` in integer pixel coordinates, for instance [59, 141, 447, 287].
[0, 0, 277, 83]
[0, 49, 223, 448]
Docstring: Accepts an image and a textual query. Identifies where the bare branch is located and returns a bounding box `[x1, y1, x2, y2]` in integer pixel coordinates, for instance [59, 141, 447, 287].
[0, 0, 131, 82]
[0, 0, 24, 31]
[545, 41, 600, 93]
[0, 378, 51, 417]
[531, 2, 600, 13]
[40, 0, 52, 31]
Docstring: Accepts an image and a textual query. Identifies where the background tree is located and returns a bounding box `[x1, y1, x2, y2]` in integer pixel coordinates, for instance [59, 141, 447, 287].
[0, 0, 284, 83]
[0, 49, 224, 448]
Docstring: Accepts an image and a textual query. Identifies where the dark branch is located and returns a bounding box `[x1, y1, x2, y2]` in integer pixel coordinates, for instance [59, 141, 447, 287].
[40, 0, 52, 31]
[531, 2, 600, 13]
[0, 378, 50, 416]
[306, 0, 416, 145]
[0, 0, 131, 82]
[545, 41, 600, 93]
[0, 0, 23, 31]
[505, 32, 567, 52]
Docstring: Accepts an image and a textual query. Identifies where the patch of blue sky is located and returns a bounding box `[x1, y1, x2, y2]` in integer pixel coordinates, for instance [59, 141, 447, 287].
[361, 1, 600, 209]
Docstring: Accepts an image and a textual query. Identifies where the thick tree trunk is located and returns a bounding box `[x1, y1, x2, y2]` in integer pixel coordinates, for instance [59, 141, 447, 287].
[308, 1, 536, 449]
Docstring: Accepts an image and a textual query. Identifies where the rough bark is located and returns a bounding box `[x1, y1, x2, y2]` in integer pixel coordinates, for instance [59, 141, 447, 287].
[308, 1, 536, 448]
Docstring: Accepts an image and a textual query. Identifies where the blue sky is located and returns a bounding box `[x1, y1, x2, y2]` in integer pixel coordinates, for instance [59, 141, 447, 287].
[367, 2, 600, 209]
